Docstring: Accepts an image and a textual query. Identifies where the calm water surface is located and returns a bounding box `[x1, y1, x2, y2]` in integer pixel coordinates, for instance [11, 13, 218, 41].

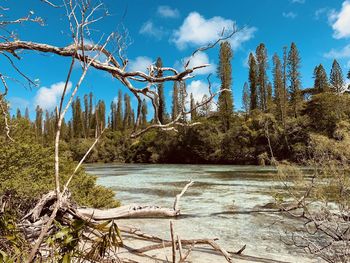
[86, 164, 317, 263]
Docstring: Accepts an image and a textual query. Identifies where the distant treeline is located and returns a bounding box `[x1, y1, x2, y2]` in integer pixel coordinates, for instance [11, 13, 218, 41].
[9, 42, 350, 164]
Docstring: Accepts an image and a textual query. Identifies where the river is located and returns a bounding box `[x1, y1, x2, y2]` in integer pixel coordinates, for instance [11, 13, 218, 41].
[86, 164, 317, 263]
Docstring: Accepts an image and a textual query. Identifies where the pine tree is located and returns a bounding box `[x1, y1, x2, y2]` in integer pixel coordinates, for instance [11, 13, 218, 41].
[141, 99, 148, 128]
[172, 81, 180, 121]
[198, 95, 211, 117]
[287, 42, 302, 117]
[131, 109, 135, 128]
[256, 43, 268, 111]
[190, 93, 197, 121]
[123, 94, 132, 129]
[282, 46, 289, 118]
[266, 82, 273, 111]
[72, 97, 84, 138]
[242, 82, 250, 114]
[330, 59, 344, 93]
[217, 41, 233, 132]
[313, 64, 330, 93]
[35, 105, 43, 138]
[97, 100, 106, 132]
[25, 107, 30, 120]
[16, 108, 22, 119]
[178, 81, 187, 122]
[248, 53, 258, 111]
[116, 90, 123, 130]
[44, 110, 55, 143]
[110, 101, 117, 131]
[83, 94, 89, 138]
[273, 53, 285, 122]
[156, 57, 166, 123]
[88, 92, 93, 133]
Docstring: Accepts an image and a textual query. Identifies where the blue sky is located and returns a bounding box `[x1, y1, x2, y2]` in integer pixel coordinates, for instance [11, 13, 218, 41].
[3, 0, 350, 119]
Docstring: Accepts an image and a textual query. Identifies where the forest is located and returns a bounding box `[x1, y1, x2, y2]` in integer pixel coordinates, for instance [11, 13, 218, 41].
[7, 42, 350, 164]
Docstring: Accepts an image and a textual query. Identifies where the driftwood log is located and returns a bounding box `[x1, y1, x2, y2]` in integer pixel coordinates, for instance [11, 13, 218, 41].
[78, 181, 194, 220]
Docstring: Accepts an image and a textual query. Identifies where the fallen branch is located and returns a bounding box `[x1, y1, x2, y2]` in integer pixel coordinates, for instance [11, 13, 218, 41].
[78, 181, 194, 220]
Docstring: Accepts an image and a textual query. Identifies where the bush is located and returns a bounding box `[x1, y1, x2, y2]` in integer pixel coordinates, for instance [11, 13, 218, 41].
[0, 140, 120, 212]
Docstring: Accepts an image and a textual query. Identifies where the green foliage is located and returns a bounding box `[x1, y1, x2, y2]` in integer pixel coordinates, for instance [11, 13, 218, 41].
[330, 59, 344, 93]
[156, 57, 166, 124]
[248, 52, 258, 111]
[303, 93, 350, 136]
[287, 42, 302, 116]
[0, 210, 28, 262]
[313, 64, 330, 93]
[256, 43, 268, 111]
[217, 41, 234, 132]
[0, 140, 120, 211]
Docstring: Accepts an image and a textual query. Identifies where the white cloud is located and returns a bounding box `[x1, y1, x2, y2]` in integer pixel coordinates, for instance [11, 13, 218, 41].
[128, 56, 153, 72]
[34, 81, 72, 110]
[139, 20, 165, 40]
[282, 11, 297, 19]
[329, 1, 350, 39]
[324, 44, 350, 59]
[157, 6, 179, 18]
[172, 12, 256, 50]
[187, 80, 210, 103]
[291, 0, 305, 3]
[182, 52, 216, 75]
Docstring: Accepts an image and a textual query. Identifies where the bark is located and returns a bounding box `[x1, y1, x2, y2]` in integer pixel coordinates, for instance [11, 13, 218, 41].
[77, 181, 194, 220]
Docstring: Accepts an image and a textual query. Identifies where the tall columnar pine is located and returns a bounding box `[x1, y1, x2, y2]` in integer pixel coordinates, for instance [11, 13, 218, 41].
[242, 82, 250, 115]
[83, 94, 89, 138]
[88, 92, 93, 131]
[190, 93, 197, 121]
[267, 82, 273, 111]
[116, 89, 123, 130]
[97, 100, 106, 132]
[287, 42, 302, 117]
[131, 109, 135, 127]
[110, 101, 117, 131]
[217, 41, 234, 132]
[35, 105, 43, 138]
[172, 81, 180, 121]
[248, 53, 258, 111]
[25, 107, 30, 120]
[178, 81, 187, 122]
[330, 59, 344, 93]
[123, 93, 132, 129]
[313, 64, 330, 93]
[44, 110, 55, 143]
[273, 53, 286, 122]
[16, 108, 22, 119]
[282, 46, 289, 118]
[198, 94, 211, 118]
[156, 57, 166, 124]
[141, 99, 148, 128]
[256, 43, 268, 111]
[72, 97, 84, 138]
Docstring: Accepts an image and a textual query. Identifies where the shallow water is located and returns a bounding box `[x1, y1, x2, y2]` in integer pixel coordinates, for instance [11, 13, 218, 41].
[86, 163, 318, 262]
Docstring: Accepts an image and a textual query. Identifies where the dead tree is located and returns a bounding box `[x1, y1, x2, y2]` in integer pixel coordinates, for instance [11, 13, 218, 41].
[276, 131, 350, 263]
